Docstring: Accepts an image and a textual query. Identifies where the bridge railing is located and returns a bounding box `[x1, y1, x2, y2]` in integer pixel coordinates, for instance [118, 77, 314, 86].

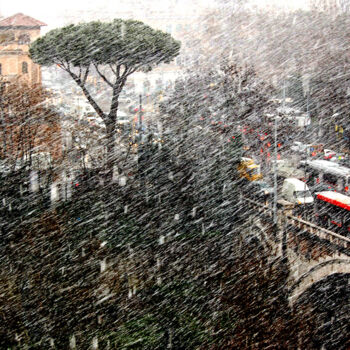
[241, 194, 350, 252]
[284, 215, 350, 251]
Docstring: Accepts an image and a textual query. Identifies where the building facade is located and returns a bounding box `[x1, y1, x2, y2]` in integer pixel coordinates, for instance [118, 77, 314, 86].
[0, 13, 63, 164]
[0, 13, 46, 85]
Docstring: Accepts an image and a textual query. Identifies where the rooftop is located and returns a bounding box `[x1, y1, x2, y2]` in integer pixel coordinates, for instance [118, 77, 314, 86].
[0, 13, 46, 27]
[317, 191, 350, 210]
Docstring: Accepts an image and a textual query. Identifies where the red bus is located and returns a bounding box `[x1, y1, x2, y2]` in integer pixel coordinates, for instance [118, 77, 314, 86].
[314, 191, 350, 237]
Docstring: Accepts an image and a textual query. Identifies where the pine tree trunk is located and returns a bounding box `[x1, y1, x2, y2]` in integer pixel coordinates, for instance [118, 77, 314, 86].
[105, 120, 116, 182]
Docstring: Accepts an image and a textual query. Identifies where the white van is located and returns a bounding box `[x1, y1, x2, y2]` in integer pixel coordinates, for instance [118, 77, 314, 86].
[281, 178, 314, 204]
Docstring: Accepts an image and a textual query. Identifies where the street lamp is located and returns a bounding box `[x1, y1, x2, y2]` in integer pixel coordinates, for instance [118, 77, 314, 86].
[134, 80, 145, 143]
[138, 93, 143, 136]
[273, 114, 278, 224]
[272, 80, 286, 224]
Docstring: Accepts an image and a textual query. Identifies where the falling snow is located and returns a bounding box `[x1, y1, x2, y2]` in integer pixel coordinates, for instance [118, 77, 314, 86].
[0, 0, 350, 349]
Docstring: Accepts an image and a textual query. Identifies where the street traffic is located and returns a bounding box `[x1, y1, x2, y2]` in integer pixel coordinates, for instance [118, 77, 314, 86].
[240, 137, 350, 238]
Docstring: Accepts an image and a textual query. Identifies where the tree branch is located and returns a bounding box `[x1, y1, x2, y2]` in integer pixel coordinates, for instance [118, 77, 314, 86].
[121, 64, 129, 79]
[114, 65, 132, 87]
[82, 65, 90, 85]
[94, 63, 113, 88]
[109, 64, 117, 76]
[128, 64, 143, 75]
[67, 71, 106, 121]
[56, 59, 69, 72]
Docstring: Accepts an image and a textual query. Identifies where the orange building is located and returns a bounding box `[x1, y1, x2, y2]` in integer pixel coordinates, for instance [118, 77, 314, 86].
[0, 13, 46, 85]
[0, 13, 62, 164]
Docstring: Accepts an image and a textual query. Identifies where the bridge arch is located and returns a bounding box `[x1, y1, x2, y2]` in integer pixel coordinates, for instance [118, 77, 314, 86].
[289, 259, 350, 306]
[245, 217, 271, 252]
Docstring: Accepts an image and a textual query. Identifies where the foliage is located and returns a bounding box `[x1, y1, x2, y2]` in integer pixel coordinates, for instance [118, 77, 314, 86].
[107, 314, 164, 349]
[1, 167, 346, 348]
[160, 63, 274, 130]
[30, 20, 180, 178]
[191, 6, 350, 143]
[30, 20, 180, 71]
[0, 80, 61, 166]
[148, 63, 273, 234]
[2, 26, 346, 347]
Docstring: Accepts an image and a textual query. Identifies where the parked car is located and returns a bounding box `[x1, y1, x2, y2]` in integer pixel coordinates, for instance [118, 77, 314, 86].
[291, 142, 323, 157]
[290, 141, 313, 154]
[324, 149, 337, 160]
[329, 153, 347, 163]
[281, 178, 313, 205]
[291, 141, 303, 153]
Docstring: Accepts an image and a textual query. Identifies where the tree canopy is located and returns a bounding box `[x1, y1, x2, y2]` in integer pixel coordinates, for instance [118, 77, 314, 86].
[30, 20, 180, 73]
[30, 19, 180, 178]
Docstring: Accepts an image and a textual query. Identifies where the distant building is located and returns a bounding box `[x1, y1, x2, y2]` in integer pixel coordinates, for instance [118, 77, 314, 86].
[0, 13, 46, 85]
[0, 14, 63, 164]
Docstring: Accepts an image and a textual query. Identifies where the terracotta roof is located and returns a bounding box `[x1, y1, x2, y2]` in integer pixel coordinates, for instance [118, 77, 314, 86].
[0, 13, 46, 27]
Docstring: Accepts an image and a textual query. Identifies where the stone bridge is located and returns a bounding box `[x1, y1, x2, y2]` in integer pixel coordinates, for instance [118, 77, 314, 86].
[243, 196, 350, 306]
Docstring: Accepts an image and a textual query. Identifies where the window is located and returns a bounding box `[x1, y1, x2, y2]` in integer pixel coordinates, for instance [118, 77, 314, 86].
[324, 173, 337, 186]
[176, 24, 182, 32]
[22, 62, 28, 74]
[0, 31, 15, 44]
[166, 24, 172, 34]
[18, 33, 30, 45]
[0, 63, 2, 75]
[295, 190, 312, 198]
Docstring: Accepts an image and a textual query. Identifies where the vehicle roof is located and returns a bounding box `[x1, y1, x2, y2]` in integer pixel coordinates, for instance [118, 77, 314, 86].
[241, 157, 254, 162]
[247, 164, 259, 169]
[284, 177, 309, 188]
[253, 180, 270, 185]
[317, 191, 350, 211]
[304, 159, 350, 177]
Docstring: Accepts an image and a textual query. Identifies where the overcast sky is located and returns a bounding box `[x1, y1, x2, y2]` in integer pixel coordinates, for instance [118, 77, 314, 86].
[1, 0, 309, 33]
[0, 0, 213, 32]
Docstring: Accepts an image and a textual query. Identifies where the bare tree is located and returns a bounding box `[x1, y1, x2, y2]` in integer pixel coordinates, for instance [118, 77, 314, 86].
[0, 80, 61, 170]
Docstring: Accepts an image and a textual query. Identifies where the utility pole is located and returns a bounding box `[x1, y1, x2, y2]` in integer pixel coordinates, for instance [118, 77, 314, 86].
[139, 94, 143, 136]
[273, 114, 278, 224]
[273, 82, 286, 224]
[137, 93, 145, 192]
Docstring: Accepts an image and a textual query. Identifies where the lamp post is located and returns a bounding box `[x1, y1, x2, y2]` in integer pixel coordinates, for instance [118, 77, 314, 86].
[272, 81, 287, 224]
[139, 93, 143, 135]
[273, 79, 287, 224]
[273, 114, 278, 224]
[136, 92, 144, 189]
[0, 78, 9, 156]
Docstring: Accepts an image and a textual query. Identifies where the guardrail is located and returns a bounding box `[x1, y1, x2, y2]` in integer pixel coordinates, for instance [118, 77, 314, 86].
[285, 215, 350, 251]
[242, 194, 350, 252]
